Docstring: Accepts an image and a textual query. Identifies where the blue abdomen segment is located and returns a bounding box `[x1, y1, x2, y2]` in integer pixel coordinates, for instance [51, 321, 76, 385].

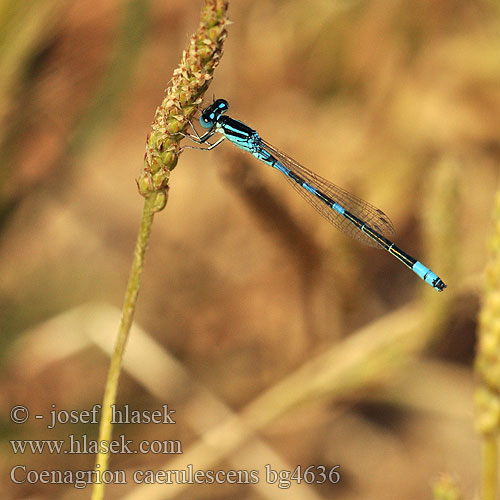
[332, 203, 345, 215]
[270, 159, 348, 218]
[412, 261, 446, 291]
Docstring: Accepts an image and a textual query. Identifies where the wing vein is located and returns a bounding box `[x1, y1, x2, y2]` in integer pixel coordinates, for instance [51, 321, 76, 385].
[261, 139, 395, 248]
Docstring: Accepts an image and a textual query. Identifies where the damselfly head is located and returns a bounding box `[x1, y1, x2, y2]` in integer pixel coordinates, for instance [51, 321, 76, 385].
[200, 98, 229, 128]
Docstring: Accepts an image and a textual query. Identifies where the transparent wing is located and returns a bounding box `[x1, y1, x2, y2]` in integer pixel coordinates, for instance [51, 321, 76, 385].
[261, 139, 395, 247]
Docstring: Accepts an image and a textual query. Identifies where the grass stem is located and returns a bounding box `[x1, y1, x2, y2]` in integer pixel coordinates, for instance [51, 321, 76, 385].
[91, 194, 156, 500]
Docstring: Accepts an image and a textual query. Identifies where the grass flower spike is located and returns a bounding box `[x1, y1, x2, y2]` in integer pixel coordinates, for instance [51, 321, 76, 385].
[475, 189, 500, 500]
[138, 0, 229, 209]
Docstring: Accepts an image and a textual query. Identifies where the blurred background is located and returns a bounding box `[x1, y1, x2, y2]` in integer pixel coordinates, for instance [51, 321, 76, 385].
[0, 0, 497, 498]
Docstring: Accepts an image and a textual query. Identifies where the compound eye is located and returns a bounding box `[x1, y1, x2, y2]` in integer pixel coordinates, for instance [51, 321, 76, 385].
[199, 114, 213, 129]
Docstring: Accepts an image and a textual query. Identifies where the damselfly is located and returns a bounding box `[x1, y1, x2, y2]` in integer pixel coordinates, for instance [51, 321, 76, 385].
[182, 98, 446, 292]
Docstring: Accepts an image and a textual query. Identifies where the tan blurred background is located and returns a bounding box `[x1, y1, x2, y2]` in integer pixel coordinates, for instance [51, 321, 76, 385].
[0, 0, 496, 498]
